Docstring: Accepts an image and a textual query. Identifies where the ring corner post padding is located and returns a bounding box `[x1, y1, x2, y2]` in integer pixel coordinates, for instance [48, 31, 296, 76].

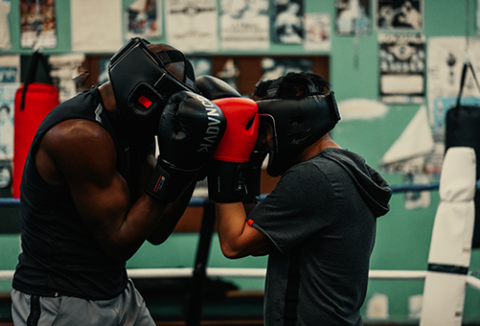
[419, 147, 476, 326]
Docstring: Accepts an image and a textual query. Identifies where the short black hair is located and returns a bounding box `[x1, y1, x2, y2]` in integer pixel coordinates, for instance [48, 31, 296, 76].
[252, 79, 273, 98]
[253, 72, 330, 99]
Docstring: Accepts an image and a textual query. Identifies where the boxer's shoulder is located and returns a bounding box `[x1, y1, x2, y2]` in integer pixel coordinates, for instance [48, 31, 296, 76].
[36, 118, 116, 185]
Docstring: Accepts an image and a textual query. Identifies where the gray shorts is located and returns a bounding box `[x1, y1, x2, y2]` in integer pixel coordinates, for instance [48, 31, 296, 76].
[11, 279, 156, 326]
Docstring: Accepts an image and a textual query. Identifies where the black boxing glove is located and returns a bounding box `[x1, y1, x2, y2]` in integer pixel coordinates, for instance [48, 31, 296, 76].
[194, 75, 242, 182]
[196, 75, 241, 100]
[207, 98, 259, 203]
[145, 91, 226, 202]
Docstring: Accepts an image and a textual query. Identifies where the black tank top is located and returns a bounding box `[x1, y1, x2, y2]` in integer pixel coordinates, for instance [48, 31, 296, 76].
[13, 86, 145, 300]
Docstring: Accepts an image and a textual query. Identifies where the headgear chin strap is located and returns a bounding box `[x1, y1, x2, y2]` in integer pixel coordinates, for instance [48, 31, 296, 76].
[108, 37, 196, 138]
[256, 77, 341, 177]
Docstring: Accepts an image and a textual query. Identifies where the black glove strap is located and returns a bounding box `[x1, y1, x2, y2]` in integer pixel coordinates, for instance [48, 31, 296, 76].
[208, 160, 248, 203]
[146, 160, 200, 202]
[145, 163, 172, 201]
[244, 150, 267, 201]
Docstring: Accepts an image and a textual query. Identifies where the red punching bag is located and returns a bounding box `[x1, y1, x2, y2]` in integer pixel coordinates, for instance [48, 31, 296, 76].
[13, 51, 59, 198]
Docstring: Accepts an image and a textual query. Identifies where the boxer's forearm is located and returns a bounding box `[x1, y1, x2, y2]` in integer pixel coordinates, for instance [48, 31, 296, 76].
[215, 202, 269, 258]
[146, 182, 195, 245]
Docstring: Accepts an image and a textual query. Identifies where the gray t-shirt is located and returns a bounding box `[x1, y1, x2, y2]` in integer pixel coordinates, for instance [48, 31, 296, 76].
[248, 148, 391, 326]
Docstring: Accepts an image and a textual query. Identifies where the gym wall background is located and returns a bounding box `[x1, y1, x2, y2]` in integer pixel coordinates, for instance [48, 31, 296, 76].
[0, 0, 480, 323]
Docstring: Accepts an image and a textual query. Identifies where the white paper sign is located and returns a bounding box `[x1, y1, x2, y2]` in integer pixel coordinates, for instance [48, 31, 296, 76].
[70, 0, 122, 53]
[303, 13, 331, 51]
[165, 0, 218, 52]
[220, 0, 270, 50]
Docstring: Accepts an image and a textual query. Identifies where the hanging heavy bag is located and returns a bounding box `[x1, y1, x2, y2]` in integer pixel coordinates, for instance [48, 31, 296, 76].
[13, 51, 59, 198]
[444, 59, 480, 248]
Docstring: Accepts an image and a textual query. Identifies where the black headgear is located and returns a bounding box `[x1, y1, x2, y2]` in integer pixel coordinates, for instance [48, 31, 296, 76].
[256, 77, 341, 177]
[108, 37, 196, 137]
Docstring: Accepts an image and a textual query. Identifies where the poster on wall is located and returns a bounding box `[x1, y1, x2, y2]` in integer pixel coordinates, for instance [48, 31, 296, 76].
[0, 0, 11, 49]
[335, 0, 370, 36]
[98, 57, 110, 85]
[220, 0, 270, 50]
[0, 55, 20, 191]
[259, 57, 312, 82]
[303, 13, 331, 51]
[20, 0, 57, 48]
[165, 0, 217, 52]
[71, 0, 122, 52]
[376, 0, 423, 30]
[426, 37, 480, 174]
[0, 56, 20, 84]
[380, 106, 434, 209]
[49, 54, 86, 103]
[0, 84, 16, 161]
[272, 0, 304, 44]
[125, 0, 162, 40]
[378, 33, 425, 104]
[0, 83, 17, 190]
[190, 57, 212, 77]
[216, 58, 239, 91]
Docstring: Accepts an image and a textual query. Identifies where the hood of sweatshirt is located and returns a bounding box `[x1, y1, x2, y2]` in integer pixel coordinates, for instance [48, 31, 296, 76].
[319, 148, 392, 218]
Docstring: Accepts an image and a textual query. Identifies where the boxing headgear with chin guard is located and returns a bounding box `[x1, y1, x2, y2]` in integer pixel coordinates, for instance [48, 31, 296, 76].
[108, 37, 196, 137]
[256, 77, 341, 177]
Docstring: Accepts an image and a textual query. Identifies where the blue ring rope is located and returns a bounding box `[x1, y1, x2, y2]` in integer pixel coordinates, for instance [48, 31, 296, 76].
[0, 183, 447, 208]
[3, 182, 480, 208]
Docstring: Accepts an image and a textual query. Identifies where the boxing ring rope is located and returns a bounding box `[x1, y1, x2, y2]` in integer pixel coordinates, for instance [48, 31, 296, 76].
[1, 268, 480, 289]
[0, 182, 479, 286]
[0, 182, 448, 208]
[1, 185, 480, 285]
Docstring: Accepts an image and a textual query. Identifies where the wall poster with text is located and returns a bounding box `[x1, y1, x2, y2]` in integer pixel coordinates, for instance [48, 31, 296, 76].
[379, 33, 425, 104]
[165, 0, 218, 52]
[220, 0, 270, 50]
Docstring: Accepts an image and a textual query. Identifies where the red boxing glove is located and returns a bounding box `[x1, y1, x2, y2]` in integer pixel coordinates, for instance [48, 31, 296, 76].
[208, 97, 260, 203]
[212, 98, 259, 162]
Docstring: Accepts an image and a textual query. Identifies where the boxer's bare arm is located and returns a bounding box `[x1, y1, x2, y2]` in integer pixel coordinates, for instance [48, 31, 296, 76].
[35, 119, 168, 261]
[215, 202, 270, 258]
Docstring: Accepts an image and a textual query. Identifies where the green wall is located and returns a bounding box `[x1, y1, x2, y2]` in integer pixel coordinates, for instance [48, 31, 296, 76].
[1, 0, 480, 323]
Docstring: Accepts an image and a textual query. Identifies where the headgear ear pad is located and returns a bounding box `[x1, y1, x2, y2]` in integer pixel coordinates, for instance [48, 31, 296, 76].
[108, 37, 196, 138]
[257, 92, 341, 177]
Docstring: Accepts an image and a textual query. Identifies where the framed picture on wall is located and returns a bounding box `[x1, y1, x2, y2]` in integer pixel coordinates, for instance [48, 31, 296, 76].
[20, 0, 57, 48]
[220, 0, 270, 50]
[376, 0, 423, 31]
[125, 0, 162, 40]
[165, 0, 218, 52]
[272, 0, 305, 44]
[207, 55, 329, 97]
[378, 33, 425, 103]
[335, 0, 371, 36]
